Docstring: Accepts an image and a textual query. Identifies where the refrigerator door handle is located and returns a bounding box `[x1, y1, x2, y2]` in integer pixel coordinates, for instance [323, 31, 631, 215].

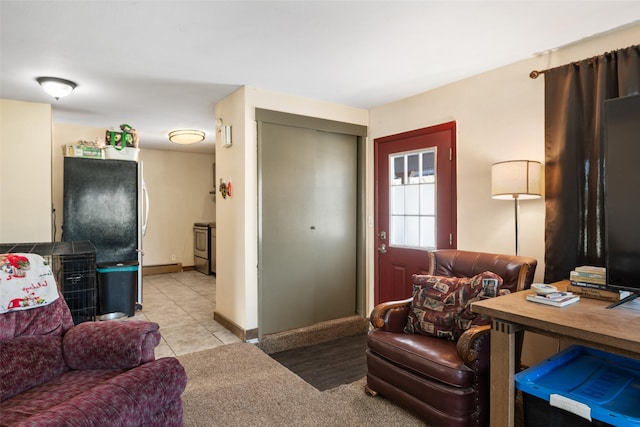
[142, 177, 149, 236]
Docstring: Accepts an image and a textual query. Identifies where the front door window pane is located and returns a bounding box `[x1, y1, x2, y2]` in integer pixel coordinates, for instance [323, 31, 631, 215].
[420, 183, 435, 215]
[393, 156, 405, 185]
[407, 154, 419, 183]
[389, 149, 437, 250]
[391, 186, 405, 215]
[405, 185, 420, 215]
[421, 216, 436, 248]
[391, 216, 405, 246]
[406, 216, 420, 247]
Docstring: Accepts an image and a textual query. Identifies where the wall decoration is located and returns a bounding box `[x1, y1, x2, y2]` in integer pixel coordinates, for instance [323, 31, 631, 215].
[219, 179, 227, 199]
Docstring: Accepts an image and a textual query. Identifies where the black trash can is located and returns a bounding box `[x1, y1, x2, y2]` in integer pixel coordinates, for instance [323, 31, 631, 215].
[97, 261, 138, 317]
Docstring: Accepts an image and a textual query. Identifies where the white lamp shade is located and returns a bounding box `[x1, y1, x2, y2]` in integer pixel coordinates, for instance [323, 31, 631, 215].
[491, 160, 542, 200]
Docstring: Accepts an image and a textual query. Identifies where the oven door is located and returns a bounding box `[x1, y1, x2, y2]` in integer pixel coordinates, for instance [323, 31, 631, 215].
[194, 226, 210, 274]
[193, 226, 209, 260]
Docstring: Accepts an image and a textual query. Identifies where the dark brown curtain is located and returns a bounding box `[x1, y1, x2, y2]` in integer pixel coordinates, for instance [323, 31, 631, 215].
[544, 45, 640, 283]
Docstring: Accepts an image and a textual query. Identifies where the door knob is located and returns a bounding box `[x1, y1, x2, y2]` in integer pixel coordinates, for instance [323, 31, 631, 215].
[378, 243, 387, 254]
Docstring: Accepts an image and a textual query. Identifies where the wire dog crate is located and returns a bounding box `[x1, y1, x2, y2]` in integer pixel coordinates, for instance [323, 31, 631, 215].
[0, 241, 97, 324]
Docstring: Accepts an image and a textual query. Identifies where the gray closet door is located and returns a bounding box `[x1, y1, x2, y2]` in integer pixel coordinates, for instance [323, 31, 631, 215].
[260, 122, 357, 335]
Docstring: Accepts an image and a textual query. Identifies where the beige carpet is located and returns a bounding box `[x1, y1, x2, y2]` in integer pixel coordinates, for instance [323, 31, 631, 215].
[177, 342, 424, 426]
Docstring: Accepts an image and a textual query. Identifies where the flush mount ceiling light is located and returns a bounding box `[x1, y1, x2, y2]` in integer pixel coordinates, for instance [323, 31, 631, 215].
[36, 77, 77, 100]
[168, 129, 206, 144]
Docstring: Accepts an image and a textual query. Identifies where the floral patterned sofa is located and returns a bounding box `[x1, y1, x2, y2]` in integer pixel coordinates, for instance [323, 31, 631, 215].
[0, 293, 187, 426]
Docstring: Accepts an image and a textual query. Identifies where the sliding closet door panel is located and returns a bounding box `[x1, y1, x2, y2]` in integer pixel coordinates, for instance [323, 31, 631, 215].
[260, 123, 357, 335]
[312, 131, 357, 322]
[261, 123, 316, 333]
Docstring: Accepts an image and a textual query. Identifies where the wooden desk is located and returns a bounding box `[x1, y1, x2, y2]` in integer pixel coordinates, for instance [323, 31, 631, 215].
[471, 283, 640, 427]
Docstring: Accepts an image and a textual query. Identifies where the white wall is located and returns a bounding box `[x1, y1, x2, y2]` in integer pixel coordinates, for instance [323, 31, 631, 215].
[52, 123, 215, 266]
[0, 99, 52, 243]
[214, 87, 368, 333]
[368, 24, 640, 366]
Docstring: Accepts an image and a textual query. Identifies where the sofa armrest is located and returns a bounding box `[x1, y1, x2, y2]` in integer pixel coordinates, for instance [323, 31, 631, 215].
[369, 297, 412, 332]
[12, 357, 187, 427]
[63, 320, 161, 370]
[456, 324, 491, 369]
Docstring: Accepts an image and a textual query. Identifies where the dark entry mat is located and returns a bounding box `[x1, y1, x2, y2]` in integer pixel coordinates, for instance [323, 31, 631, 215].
[269, 333, 368, 391]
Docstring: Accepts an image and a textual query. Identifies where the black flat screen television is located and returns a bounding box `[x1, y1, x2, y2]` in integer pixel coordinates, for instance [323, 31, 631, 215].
[604, 93, 640, 308]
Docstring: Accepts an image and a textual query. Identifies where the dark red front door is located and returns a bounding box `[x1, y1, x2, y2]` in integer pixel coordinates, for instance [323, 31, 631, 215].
[374, 122, 457, 304]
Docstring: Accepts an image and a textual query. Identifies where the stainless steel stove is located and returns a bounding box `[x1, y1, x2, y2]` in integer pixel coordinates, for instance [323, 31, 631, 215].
[194, 222, 215, 275]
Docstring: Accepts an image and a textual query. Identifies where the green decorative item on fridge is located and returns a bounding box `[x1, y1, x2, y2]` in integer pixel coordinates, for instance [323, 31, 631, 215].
[105, 123, 138, 151]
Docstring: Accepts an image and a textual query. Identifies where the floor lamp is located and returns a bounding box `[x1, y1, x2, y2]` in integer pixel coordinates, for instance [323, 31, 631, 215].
[491, 160, 542, 256]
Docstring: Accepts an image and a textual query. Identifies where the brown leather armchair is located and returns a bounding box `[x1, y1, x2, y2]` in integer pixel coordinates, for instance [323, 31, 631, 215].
[365, 249, 537, 427]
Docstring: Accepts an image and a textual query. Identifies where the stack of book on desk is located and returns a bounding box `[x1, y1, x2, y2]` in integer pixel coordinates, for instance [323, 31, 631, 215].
[526, 291, 580, 307]
[568, 266, 620, 302]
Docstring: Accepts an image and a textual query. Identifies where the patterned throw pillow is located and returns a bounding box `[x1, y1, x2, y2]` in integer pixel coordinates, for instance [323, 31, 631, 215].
[404, 271, 504, 341]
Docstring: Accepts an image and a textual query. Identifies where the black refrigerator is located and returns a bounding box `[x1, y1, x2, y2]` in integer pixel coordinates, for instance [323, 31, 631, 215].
[63, 157, 148, 312]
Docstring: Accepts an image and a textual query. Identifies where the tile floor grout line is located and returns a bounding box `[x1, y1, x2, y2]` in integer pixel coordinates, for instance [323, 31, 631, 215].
[131, 270, 241, 358]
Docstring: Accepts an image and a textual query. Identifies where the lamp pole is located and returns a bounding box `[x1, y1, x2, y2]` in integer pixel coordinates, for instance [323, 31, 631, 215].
[514, 195, 520, 256]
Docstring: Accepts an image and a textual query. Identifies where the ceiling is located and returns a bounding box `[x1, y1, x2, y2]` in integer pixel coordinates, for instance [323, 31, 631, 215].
[1, 1, 639, 154]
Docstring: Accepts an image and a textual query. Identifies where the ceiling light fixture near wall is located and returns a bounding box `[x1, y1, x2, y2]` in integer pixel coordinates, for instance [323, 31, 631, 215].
[36, 77, 77, 100]
[168, 129, 206, 144]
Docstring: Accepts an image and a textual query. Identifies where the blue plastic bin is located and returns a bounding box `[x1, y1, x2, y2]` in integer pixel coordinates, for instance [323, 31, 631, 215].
[515, 345, 640, 427]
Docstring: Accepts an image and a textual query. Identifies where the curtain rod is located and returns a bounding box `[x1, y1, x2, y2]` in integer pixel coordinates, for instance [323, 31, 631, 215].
[529, 44, 638, 80]
[529, 70, 545, 79]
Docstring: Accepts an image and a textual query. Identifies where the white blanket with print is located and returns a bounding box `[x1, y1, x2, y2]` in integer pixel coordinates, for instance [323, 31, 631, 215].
[0, 253, 59, 314]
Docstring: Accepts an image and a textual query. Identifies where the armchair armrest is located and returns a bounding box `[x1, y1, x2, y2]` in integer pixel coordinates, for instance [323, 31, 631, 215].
[456, 324, 491, 369]
[369, 297, 412, 333]
[63, 320, 161, 370]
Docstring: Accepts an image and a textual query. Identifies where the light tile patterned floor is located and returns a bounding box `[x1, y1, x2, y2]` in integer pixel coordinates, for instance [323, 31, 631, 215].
[128, 270, 241, 357]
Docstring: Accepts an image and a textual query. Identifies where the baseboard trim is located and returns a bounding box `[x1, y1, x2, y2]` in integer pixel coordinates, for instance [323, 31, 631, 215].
[258, 315, 369, 354]
[142, 263, 183, 276]
[214, 311, 259, 342]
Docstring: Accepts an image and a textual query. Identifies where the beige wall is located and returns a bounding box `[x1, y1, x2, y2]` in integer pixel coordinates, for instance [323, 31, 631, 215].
[0, 99, 52, 243]
[368, 24, 640, 366]
[138, 148, 215, 266]
[52, 123, 215, 266]
[214, 87, 369, 333]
